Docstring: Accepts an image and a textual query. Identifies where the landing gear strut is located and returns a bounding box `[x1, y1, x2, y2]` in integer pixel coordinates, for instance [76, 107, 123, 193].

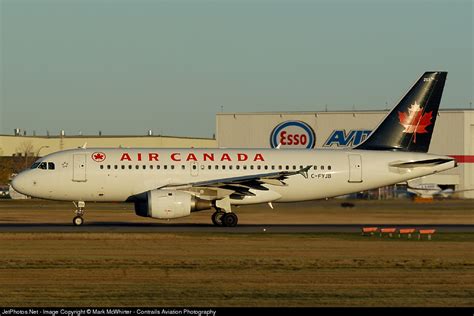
[211, 209, 238, 227]
[72, 201, 85, 226]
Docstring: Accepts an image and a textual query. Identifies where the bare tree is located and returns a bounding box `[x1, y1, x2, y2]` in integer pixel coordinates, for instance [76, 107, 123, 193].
[16, 141, 35, 168]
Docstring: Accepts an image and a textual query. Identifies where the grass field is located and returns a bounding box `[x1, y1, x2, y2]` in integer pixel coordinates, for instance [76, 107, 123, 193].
[0, 232, 473, 307]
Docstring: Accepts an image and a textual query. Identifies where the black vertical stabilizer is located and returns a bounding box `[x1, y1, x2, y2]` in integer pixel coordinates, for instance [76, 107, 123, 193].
[355, 71, 447, 153]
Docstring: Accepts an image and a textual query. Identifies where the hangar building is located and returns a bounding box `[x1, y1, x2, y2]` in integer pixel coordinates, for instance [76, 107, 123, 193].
[216, 109, 474, 198]
[0, 134, 216, 157]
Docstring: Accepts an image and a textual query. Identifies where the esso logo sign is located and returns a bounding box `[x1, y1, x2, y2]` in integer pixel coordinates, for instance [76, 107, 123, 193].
[270, 121, 315, 149]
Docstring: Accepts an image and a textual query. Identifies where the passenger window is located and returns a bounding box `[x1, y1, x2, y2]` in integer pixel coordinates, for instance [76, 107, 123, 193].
[222, 165, 226, 170]
[157, 165, 160, 170]
[229, 165, 233, 170]
[264, 165, 268, 170]
[171, 165, 175, 170]
[314, 166, 317, 170]
[107, 165, 111, 170]
[100, 165, 104, 170]
[250, 165, 254, 170]
[183, 165, 186, 170]
[39, 162, 47, 170]
[135, 165, 139, 170]
[142, 165, 146, 170]
[122, 165, 125, 170]
[328, 166, 332, 170]
[278, 165, 282, 170]
[285, 165, 289, 170]
[164, 165, 168, 170]
[215, 165, 219, 170]
[243, 165, 247, 170]
[114, 165, 118, 169]
[292, 165, 296, 170]
[128, 165, 132, 170]
[208, 165, 211, 170]
[150, 165, 153, 170]
[236, 165, 240, 170]
[321, 166, 325, 170]
[272, 166, 275, 170]
[48, 162, 55, 170]
[193, 165, 197, 170]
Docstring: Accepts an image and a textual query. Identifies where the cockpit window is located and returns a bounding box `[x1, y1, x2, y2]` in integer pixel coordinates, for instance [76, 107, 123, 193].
[39, 162, 47, 170]
[31, 162, 40, 169]
[48, 162, 55, 170]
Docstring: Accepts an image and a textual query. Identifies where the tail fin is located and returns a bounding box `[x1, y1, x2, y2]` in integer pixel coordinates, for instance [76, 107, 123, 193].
[355, 71, 447, 153]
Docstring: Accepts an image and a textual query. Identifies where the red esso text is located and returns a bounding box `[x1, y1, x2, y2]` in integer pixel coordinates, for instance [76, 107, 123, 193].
[279, 131, 308, 146]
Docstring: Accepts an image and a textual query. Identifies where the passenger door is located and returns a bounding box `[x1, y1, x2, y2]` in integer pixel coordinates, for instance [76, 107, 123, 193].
[348, 154, 362, 183]
[73, 154, 87, 182]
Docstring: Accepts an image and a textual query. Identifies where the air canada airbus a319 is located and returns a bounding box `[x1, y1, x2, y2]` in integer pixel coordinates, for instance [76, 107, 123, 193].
[12, 72, 456, 226]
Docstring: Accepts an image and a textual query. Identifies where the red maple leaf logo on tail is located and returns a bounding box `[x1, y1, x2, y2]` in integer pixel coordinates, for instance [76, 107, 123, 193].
[398, 101, 432, 143]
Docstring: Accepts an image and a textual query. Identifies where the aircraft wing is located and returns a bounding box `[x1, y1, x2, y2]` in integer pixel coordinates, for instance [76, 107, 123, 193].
[159, 165, 312, 200]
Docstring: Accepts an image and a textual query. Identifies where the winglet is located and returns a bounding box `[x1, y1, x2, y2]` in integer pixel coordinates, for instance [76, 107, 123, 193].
[298, 165, 312, 179]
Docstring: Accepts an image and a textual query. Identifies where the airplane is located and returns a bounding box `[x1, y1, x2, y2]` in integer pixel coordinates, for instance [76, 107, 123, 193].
[407, 183, 454, 199]
[11, 71, 457, 226]
[406, 182, 474, 199]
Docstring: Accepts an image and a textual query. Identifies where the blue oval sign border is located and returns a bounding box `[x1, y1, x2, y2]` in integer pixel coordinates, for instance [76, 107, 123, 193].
[270, 120, 316, 149]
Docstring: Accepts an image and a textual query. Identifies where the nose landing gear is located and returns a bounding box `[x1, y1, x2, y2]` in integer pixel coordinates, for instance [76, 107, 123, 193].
[72, 201, 85, 226]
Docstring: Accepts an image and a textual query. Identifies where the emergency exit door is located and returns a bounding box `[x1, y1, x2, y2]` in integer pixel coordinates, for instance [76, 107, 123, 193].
[73, 154, 87, 182]
[348, 154, 362, 183]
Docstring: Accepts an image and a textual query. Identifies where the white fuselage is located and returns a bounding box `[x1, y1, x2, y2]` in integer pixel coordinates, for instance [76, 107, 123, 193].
[12, 148, 456, 204]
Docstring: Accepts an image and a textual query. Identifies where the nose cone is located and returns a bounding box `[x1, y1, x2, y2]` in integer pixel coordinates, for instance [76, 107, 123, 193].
[11, 173, 30, 196]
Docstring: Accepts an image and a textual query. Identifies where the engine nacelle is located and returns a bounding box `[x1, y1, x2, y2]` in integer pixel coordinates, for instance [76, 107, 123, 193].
[134, 190, 212, 219]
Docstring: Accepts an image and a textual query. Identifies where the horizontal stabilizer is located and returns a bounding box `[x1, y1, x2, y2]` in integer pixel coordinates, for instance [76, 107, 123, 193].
[390, 158, 455, 168]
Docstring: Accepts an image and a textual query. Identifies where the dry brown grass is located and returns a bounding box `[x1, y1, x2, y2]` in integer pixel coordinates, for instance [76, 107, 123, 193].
[0, 232, 473, 307]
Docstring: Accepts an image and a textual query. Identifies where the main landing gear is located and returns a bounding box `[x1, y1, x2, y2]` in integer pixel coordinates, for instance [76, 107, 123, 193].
[72, 201, 85, 226]
[211, 209, 238, 227]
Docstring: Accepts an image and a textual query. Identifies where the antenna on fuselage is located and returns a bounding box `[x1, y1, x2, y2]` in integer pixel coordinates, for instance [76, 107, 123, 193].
[80, 142, 87, 149]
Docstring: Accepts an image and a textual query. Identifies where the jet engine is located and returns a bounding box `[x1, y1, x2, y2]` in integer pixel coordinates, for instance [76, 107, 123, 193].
[134, 190, 212, 219]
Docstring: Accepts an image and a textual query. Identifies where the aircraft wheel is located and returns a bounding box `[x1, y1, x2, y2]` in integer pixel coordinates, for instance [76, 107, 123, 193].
[73, 216, 84, 226]
[212, 211, 224, 226]
[222, 213, 238, 227]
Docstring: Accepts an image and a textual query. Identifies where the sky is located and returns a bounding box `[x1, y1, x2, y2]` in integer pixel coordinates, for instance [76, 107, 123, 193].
[0, 0, 472, 138]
